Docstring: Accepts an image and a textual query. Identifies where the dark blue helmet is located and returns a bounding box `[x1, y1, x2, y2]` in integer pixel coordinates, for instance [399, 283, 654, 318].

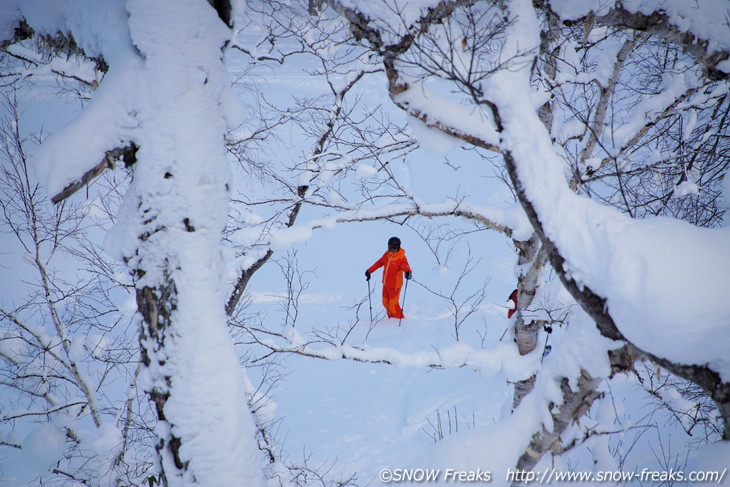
[388, 237, 401, 250]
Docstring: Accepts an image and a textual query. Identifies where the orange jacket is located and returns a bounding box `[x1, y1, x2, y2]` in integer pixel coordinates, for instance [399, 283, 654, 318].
[368, 248, 411, 289]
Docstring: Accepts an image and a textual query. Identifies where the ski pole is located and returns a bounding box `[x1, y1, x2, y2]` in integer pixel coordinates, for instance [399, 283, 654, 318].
[367, 278, 373, 324]
[499, 326, 509, 341]
[541, 324, 553, 364]
[399, 277, 409, 327]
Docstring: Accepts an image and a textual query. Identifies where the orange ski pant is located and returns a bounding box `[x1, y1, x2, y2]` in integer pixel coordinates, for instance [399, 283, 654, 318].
[382, 286, 404, 319]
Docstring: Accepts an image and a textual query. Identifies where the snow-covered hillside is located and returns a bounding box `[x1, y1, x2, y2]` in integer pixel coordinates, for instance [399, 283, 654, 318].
[1, 1, 729, 486]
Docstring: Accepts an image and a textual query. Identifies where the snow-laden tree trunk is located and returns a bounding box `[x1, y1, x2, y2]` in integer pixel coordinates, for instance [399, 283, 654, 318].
[3, 0, 266, 484]
[112, 1, 264, 485]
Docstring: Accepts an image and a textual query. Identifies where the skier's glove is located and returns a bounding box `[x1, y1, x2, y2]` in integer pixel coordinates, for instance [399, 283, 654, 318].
[405, 271, 412, 280]
[365, 270, 371, 281]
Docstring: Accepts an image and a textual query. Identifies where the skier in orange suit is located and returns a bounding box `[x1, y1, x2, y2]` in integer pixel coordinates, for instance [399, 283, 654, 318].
[365, 237, 412, 319]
